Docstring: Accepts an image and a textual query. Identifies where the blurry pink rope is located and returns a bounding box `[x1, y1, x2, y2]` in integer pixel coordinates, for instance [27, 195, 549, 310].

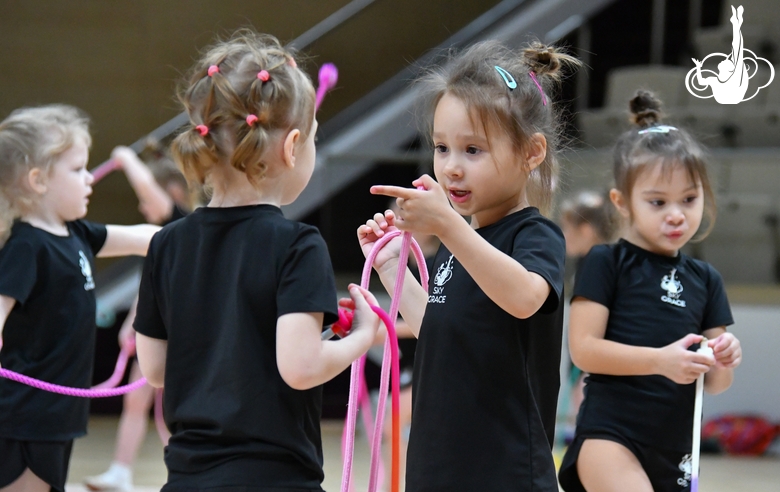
[0, 344, 148, 398]
[90, 158, 122, 183]
[340, 229, 429, 492]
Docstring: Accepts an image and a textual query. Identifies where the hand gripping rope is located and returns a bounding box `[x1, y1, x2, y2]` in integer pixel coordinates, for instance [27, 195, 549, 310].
[327, 227, 429, 492]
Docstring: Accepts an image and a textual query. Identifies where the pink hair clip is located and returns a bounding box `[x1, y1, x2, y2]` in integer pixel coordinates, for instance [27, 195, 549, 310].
[195, 124, 209, 136]
[528, 71, 547, 106]
[246, 114, 259, 126]
[257, 70, 270, 82]
[207, 65, 219, 77]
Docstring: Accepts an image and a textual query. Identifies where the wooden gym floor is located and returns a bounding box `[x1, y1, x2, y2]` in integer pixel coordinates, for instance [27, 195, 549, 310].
[64, 416, 780, 492]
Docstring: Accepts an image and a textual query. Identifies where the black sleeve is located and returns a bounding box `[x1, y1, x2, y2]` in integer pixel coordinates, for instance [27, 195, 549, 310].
[277, 226, 338, 327]
[512, 219, 566, 314]
[702, 264, 734, 330]
[0, 238, 38, 304]
[69, 220, 108, 256]
[571, 244, 616, 309]
[134, 235, 168, 340]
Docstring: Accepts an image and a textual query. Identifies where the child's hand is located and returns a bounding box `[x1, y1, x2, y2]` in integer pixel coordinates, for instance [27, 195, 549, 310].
[358, 210, 403, 272]
[110, 146, 136, 169]
[340, 284, 381, 347]
[118, 323, 137, 356]
[708, 333, 742, 369]
[370, 174, 453, 237]
[656, 333, 715, 385]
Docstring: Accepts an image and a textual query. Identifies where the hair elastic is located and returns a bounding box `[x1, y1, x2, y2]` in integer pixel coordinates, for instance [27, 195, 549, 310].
[288, 57, 297, 68]
[257, 70, 270, 82]
[207, 65, 219, 77]
[528, 72, 547, 106]
[638, 125, 678, 134]
[246, 114, 259, 126]
[195, 124, 209, 136]
[494, 65, 517, 90]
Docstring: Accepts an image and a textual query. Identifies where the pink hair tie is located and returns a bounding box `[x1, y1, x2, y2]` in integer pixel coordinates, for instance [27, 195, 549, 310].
[195, 124, 209, 136]
[246, 114, 259, 126]
[288, 58, 297, 68]
[528, 71, 547, 106]
[207, 65, 219, 77]
[257, 70, 270, 82]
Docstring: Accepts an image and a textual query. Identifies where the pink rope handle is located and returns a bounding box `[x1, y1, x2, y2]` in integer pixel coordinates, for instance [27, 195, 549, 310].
[90, 158, 122, 183]
[315, 63, 338, 112]
[340, 230, 429, 492]
[0, 344, 147, 398]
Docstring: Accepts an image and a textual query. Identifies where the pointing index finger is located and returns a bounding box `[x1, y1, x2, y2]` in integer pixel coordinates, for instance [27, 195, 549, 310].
[370, 185, 415, 199]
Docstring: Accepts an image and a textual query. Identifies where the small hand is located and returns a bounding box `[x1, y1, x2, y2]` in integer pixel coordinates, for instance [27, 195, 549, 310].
[358, 210, 404, 271]
[657, 333, 715, 385]
[708, 333, 742, 369]
[370, 174, 452, 237]
[341, 284, 381, 347]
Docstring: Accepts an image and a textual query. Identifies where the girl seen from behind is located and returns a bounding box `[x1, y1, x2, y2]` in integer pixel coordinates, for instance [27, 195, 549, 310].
[133, 31, 380, 491]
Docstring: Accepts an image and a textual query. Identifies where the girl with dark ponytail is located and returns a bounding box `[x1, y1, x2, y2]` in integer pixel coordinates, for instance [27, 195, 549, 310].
[559, 91, 742, 492]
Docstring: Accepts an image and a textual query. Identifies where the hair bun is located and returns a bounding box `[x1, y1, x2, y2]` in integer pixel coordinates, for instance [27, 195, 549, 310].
[521, 41, 581, 82]
[629, 90, 663, 128]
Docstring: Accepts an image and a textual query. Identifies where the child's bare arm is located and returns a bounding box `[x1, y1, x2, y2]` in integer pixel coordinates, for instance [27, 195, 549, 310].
[98, 224, 161, 257]
[702, 326, 740, 394]
[135, 332, 167, 388]
[0, 295, 16, 362]
[112, 146, 173, 224]
[569, 297, 714, 384]
[276, 286, 380, 390]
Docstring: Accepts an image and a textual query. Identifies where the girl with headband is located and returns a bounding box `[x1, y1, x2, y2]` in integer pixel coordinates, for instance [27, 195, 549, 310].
[359, 40, 580, 490]
[0, 104, 159, 492]
[133, 30, 380, 491]
[558, 91, 742, 492]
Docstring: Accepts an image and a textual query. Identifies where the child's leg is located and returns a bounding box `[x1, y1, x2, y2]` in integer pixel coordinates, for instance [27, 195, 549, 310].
[1, 468, 50, 492]
[113, 361, 155, 464]
[85, 361, 154, 491]
[577, 439, 653, 492]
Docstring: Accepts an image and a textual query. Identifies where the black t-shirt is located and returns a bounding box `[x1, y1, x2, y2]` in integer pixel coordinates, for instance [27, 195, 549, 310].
[572, 239, 733, 451]
[406, 207, 565, 492]
[134, 205, 338, 490]
[0, 220, 107, 440]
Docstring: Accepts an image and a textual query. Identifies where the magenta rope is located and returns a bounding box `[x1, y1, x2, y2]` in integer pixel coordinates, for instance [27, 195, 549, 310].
[0, 345, 148, 398]
[340, 230, 429, 492]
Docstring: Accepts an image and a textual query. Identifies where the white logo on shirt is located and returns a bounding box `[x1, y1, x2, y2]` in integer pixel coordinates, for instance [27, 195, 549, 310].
[79, 250, 95, 291]
[429, 255, 454, 304]
[660, 268, 686, 307]
[677, 453, 692, 487]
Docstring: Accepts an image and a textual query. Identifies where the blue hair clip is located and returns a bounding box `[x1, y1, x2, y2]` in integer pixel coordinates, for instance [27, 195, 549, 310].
[638, 125, 678, 134]
[494, 66, 517, 90]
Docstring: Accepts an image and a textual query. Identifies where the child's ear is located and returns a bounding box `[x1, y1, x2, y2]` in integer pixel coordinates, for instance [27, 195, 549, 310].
[26, 168, 48, 195]
[524, 133, 547, 172]
[281, 129, 301, 169]
[609, 188, 630, 219]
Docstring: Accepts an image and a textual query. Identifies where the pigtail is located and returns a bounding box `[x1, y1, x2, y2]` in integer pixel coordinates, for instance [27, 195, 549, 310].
[629, 90, 663, 128]
[171, 121, 218, 187]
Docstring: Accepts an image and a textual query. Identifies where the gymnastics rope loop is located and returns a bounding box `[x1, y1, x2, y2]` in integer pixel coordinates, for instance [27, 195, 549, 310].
[0, 343, 147, 398]
[340, 225, 429, 492]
